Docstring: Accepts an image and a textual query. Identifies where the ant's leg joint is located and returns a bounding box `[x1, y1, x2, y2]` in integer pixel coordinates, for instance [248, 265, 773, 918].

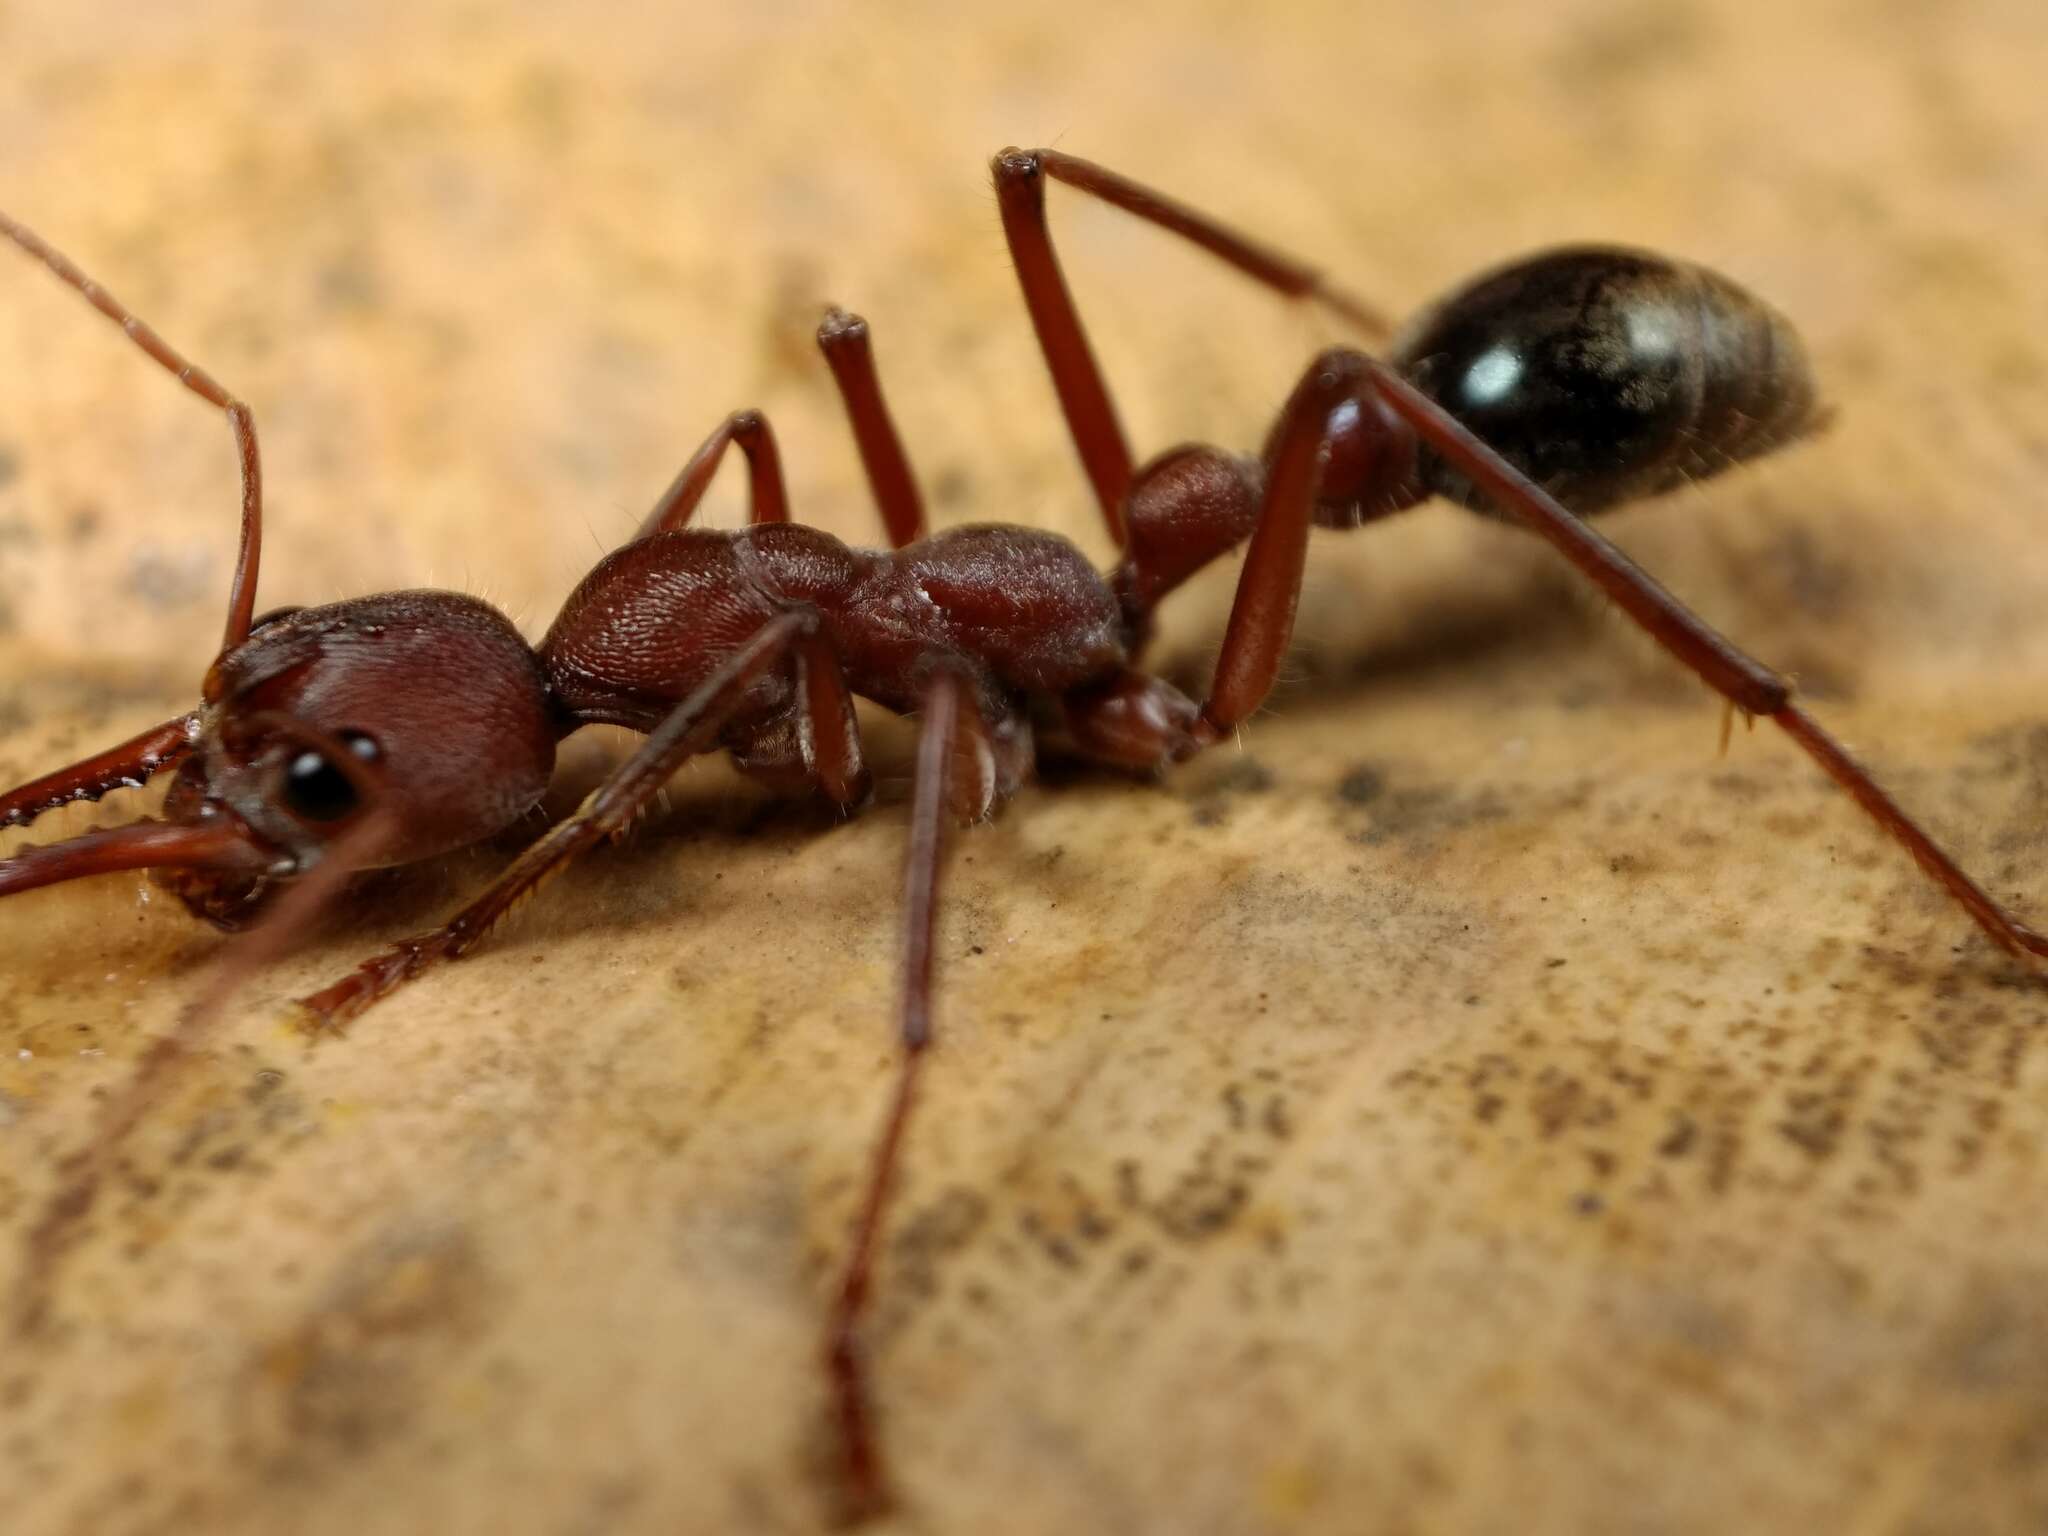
[991, 147, 1042, 186]
[817, 307, 866, 346]
[1751, 679, 1793, 717]
[1310, 345, 1371, 387]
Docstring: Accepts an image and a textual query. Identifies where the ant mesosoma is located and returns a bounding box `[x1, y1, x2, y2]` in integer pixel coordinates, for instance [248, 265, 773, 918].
[2, 149, 2042, 1522]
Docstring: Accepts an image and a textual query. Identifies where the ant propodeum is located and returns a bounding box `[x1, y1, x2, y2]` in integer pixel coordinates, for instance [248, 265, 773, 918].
[1, 149, 2041, 1521]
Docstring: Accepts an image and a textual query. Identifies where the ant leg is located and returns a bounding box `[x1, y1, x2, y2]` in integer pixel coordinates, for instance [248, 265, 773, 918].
[1005, 148, 1394, 342]
[825, 668, 974, 1521]
[816, 308, 927, 548]
[990, 148, 1397, 546]
[1045, 351, 1375, 766]
[1354, 357, 2048, 961]
[294, 610, 816, 1029]
[732, 628, 874, 809]
[0, 711, 201, 831]
[0, 211, 266, 651]
[992, 151, 1135, 546]
[1182, 352, 1370, 743]
[1181, 344, 2047, 955]
[798, 629, 871, 808]
[629, 409, 789, 543]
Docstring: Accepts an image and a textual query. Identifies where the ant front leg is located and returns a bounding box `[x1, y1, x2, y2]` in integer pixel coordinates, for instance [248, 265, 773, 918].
[629, 408, 790, 542]
[294, 610, 816, 1030]
[637, 313, 931, 553]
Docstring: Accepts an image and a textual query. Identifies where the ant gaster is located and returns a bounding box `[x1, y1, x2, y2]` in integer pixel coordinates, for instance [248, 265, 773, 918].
[2, 150, 2043, 1523]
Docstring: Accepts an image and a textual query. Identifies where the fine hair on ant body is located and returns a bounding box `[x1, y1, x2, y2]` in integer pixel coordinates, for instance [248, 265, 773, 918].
[2, 149, 2044, 1522]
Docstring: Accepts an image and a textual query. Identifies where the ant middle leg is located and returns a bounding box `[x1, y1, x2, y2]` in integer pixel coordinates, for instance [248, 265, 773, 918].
[816, 308, 927, 549]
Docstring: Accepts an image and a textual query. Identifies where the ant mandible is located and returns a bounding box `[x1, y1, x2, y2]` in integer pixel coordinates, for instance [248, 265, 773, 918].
[1, 149, 2042, 1523]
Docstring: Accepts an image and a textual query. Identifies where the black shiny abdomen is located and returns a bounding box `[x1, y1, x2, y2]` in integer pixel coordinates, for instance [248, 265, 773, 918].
[1389, 246, 1821, 515]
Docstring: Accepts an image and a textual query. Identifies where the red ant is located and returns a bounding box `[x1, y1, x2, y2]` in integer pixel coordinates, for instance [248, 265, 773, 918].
[2, 149, 2043, 1522]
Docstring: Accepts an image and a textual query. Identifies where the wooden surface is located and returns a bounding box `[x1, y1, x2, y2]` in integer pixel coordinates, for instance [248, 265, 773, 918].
[5, 2, 2048, 1532]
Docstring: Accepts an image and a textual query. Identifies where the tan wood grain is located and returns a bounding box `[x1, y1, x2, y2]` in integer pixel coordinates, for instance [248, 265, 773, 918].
[4, 1, 2048, 1532]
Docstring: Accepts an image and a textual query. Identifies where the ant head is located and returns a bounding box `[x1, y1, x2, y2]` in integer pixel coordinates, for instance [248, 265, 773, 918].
[2, 591, 559, 927]
[0, 214, 563, 927]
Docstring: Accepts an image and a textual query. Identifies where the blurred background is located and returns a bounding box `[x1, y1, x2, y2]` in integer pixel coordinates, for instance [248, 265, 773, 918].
[5, 0, 2047, 691]
[4, 3, 2048, 1534]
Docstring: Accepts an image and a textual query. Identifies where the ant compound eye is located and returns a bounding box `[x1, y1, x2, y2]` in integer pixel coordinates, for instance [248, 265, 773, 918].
[278, 732, 379, 823]
[281, 750, 359, 823]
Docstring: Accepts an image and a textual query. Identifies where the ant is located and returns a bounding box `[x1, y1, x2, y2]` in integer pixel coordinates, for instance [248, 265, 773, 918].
[2, 148, 2044, 1523]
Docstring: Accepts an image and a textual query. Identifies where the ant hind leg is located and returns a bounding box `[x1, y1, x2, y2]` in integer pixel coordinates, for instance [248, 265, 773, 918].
[1361, 358, 2048, 961]
[989, 147, 1397, 549]
[1002, 148, 1394, 342]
